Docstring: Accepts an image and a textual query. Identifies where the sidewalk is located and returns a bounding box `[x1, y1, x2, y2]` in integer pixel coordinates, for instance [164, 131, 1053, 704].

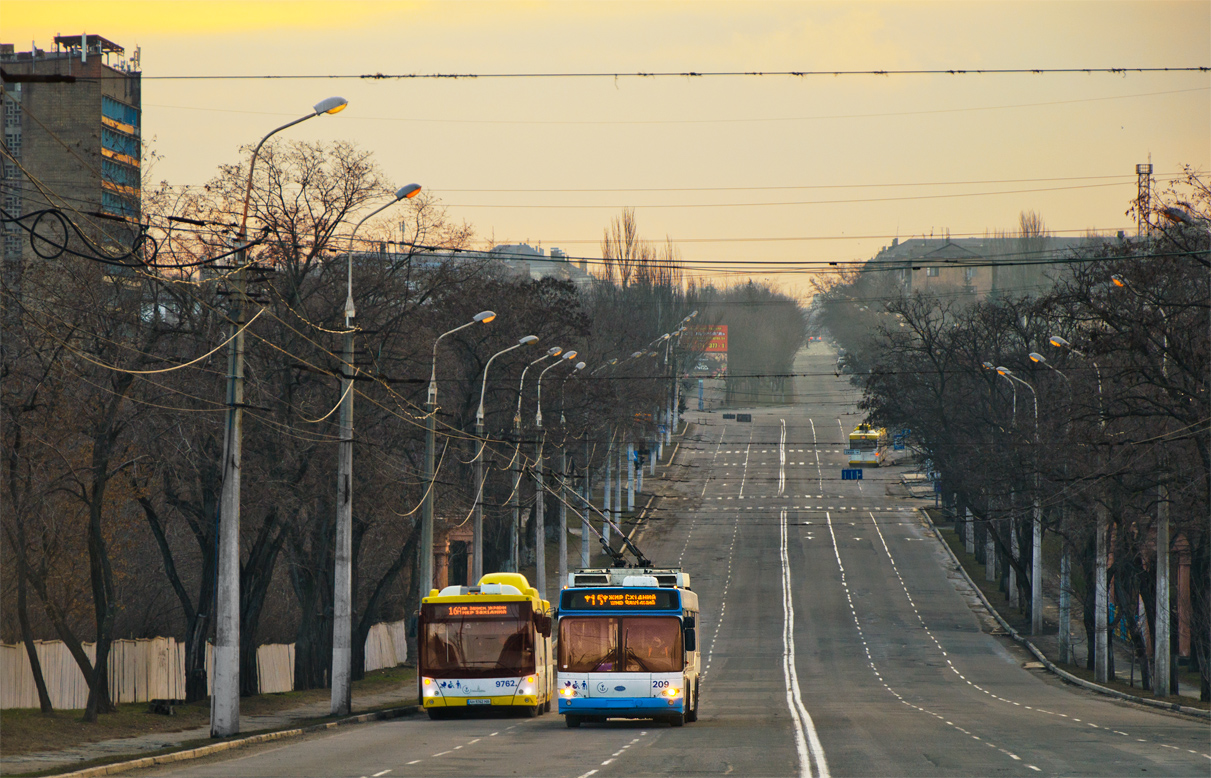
[930, 512, 1203, 705]
[0, 682, 418, 776]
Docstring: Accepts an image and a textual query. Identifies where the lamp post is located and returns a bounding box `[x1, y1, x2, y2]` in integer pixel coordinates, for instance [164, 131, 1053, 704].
[511, 347, 565, 572]
[1050, 334, 1110, 684]
[474, 336, 539, 583]
[331, 183, 420, 717]
[213, 96, 348, 739]
[1029, 351, 1073, 662]
[534, 351, 577, 599]
[997, 366, 1042, 635]
[557, 361, 585, 590]
[420, 311, 495, 612]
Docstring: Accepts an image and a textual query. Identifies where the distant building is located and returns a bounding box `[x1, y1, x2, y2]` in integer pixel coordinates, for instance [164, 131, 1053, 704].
[1, 35, 142, 284]
[866, 235, 1097, 300]
[488, 243, 593, 289]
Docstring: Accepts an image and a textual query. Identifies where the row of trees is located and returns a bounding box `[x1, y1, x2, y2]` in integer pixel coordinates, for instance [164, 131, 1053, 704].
[813, 170, 1209, 700]
[0, 142, 698, 718]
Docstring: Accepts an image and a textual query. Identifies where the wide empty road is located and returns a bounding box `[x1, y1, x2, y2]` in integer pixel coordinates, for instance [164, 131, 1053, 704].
[139, 341, 1209, 777]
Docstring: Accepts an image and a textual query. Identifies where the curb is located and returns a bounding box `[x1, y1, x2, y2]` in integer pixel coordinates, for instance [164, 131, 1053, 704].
[920, 510, 1209, 721]
[50, 705, 420, 778]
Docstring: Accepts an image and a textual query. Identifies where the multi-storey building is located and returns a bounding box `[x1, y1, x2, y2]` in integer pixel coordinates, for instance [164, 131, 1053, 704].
[1, 34, 142, 284]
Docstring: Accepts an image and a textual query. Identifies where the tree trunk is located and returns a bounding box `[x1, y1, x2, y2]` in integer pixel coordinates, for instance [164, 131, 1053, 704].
[16, 558, 53, 714]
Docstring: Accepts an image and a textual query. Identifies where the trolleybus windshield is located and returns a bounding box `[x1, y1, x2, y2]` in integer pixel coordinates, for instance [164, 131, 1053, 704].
[421, 602, 534, 676]
[559, 617, 682, 673]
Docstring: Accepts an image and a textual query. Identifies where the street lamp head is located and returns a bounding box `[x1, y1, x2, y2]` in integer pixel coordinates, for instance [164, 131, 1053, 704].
[630, 351, 644, 359]
[313, 96, 349, 115]
[1028, 352, 1047, 364]
[518, 335, 539, 346]
[563, 350, 578, 361]
[394, 184, 422, 200]
[574, 361, 586, 371]
[1049, 335, 1070, 349]
[1111, 274, 1126, 288]
[981, 361, 995, 370]
[546, 346, 563, 357]
[608, 358, 618, 365]
[995, 366, 1012, 376]
[474, 310, 496, 324]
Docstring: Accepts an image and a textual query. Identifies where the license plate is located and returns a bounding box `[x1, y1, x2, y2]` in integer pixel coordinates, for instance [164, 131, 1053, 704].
[467, 699, 491, 705]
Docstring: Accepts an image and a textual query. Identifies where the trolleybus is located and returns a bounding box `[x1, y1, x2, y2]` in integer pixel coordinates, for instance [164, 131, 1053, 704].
[418, 572, 553, 719]
[556, 568, 700, 728]
[847, 423, 889, 467]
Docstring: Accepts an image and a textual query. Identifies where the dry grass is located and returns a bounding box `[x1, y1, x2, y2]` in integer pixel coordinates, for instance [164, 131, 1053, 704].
[0, 665, 417, 759]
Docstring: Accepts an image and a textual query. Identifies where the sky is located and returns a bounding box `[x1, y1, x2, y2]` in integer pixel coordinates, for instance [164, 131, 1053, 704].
[5, 0, 1209, 299]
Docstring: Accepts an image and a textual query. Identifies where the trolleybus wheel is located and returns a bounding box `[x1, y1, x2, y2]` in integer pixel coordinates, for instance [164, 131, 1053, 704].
[685, 681, 700, 723]
[524, 704, 540, 718]
[427, 708, 448, 721]
[565, 714, 582, 728]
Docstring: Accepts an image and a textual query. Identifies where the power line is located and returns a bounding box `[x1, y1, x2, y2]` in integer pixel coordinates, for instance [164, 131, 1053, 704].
[126, 67, 1210, 80]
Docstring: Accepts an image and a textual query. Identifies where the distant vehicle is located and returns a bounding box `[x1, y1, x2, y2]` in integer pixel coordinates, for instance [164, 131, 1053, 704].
[846, 424, 888, 466]
[557, 568, 700, 728]
[419, 572, 554, 719]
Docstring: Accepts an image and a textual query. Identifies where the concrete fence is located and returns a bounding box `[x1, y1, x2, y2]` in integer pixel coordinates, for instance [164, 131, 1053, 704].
[0, 620, 408, 710]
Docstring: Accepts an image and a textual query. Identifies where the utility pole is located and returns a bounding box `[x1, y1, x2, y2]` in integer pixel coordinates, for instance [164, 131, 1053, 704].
[626, 442, 635, 512]
[1155, 482, 1170, 695]
[558, 447, 568, 591]
[212, 254, 245, 738]
[582, 436, 591, 568]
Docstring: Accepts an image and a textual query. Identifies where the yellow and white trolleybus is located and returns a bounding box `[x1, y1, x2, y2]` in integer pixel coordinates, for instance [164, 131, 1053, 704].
[418, 572, 554, 719]
[557, 568, 700, 728]
[847, 423, 889, 467]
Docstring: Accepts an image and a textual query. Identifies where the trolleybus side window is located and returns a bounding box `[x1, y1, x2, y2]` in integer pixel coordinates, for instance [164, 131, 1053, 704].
[623, 617, 683, 673]
[559, 617, 618, 672]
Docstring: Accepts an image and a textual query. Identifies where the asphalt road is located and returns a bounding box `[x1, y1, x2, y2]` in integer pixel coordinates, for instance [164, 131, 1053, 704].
[138, 341, 1210, 777]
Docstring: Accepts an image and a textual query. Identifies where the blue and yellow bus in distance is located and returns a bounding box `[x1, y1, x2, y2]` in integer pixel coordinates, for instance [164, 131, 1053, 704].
[557, 568, 700, 728]
[418, 572, 553, 719]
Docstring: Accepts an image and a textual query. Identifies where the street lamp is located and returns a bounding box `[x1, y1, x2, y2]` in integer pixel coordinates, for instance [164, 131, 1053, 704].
[1049, 333, 1111, 682]
[1030, 350, 1074, 661]
[419, 311, 495, 619]
[508, 347, 564, 572]
[532, 351, 578, 599]
[213, 96, 347, 739]
[557, 360, 587, 589]
[996, 366, 1041, 635]
[332, 183, 420, 717]
[473, 335, 539, 582]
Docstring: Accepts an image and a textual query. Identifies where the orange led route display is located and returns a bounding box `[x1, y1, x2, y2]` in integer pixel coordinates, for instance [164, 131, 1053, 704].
[561, 590, 677, 610]
[444, 604, 510, 617]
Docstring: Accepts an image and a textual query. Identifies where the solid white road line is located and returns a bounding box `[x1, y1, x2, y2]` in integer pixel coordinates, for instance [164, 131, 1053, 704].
[781, 507, 831, 778]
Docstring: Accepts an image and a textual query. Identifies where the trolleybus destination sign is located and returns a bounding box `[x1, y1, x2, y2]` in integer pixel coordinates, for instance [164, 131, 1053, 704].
[432, 603, 514, 618]
[561, 590, 678, 610]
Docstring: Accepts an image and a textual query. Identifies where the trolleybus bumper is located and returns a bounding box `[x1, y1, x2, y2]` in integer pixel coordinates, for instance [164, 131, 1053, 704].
[559, 697, 684, 717]
[424, 694, 539, 709]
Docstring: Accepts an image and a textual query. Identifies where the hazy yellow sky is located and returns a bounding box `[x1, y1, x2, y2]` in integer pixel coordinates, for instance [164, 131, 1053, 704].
[5, 1, 1209, 297]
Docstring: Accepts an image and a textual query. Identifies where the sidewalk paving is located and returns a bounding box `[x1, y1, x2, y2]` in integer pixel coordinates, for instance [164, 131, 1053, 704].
[0, 685, 418, 776]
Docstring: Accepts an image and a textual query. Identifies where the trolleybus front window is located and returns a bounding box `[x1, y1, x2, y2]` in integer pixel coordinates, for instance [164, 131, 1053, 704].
[422, 616, 534, 675]
[623, 617, 683, 673]
[559, 617, 619, 672]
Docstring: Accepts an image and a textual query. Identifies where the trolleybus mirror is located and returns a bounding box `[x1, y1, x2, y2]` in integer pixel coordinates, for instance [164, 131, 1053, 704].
[682, 615, 696, 629]
[684, 628, 697, 652]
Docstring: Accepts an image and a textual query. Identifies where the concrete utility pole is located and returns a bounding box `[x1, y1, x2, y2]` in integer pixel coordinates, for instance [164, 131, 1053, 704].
[476, 336, 538, 585]
[332, 184, 419, 718]
[614, 445, 623, 531]
[534, 352, 573, 598]
[1155, 483, 1170, 696]
[213, 95, 348, 739]
[425, 311, 497, 598]
[513, 348, 563, 571]
[602, 440, 612, 545]
[558, 448, 568, 590]
[1095, 503, 1109, 683]
[582, 437, 591, 568]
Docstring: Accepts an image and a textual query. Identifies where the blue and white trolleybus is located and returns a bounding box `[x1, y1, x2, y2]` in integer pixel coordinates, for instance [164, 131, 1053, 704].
[557, 568, 699, 728]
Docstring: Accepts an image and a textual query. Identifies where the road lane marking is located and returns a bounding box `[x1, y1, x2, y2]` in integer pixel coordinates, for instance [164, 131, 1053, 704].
[406, 760, 420, 765]
[373, 771, 392, 777]
[781, 507, 830, 778]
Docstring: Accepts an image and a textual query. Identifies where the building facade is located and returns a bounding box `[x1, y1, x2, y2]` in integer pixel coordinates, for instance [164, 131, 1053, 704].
[1, 34, 142, 284]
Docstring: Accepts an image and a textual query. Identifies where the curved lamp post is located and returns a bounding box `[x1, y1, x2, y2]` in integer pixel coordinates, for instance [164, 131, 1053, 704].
[996, 366, 1041, 635]
[532, 351, 577, 598]
[556, 361, 586, 585]
[332, 184, 420, 717]
[472, 336, 539, 582]
[214, 96, 347, 739]
[419, 311, 495, 617]
[508, 347, 564, 572]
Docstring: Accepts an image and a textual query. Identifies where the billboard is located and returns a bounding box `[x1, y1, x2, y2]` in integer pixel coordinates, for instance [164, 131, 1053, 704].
[687, 325, 727, 353]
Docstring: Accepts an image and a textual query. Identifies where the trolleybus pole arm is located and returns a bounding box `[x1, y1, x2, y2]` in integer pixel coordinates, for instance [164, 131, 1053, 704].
[534, 469, 652, 568]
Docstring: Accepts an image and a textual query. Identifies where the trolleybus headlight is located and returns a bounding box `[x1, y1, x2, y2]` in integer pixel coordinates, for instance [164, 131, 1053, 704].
[662, 687, 681, 698]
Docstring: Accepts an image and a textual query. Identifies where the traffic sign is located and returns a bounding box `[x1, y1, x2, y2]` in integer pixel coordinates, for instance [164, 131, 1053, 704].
[842, 468, 863, 480]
